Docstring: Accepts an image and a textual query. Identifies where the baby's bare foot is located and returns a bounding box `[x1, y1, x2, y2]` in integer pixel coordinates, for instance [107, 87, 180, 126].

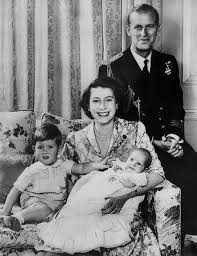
[0, 216, 21, 232]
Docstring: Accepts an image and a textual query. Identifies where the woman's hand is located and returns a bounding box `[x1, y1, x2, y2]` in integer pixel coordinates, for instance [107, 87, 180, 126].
[91, 158, 109, 172]
[101, 194, 129, 215]
[73, 158, 109, 175]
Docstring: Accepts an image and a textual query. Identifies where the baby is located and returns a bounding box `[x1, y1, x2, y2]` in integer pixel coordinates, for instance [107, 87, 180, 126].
[0, 123, 107, 232]
[36, 147, 152, 254]
[107, 147, 152, 197]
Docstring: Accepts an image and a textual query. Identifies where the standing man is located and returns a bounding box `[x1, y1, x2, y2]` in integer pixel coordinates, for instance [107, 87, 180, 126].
[99, 3, 197, 243]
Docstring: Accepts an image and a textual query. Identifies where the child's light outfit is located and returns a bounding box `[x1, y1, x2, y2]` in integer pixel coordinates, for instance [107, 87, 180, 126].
[37, 167, 147, 254]
[14, 159, 74, 211]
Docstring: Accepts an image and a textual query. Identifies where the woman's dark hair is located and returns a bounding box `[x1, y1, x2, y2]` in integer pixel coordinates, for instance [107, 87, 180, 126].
[81, 77, 123, 119]
[127, 4, 159, 26]
[34, 123, 62, 147]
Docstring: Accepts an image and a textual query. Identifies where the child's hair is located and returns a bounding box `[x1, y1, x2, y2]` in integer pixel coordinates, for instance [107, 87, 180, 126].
[34, 123, 62, 147]
[135, 148, 152, 168]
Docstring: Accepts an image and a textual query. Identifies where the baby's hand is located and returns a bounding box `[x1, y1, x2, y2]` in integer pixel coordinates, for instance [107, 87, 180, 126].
[108, 175, 118, 183]
[112, 164, 123, 171]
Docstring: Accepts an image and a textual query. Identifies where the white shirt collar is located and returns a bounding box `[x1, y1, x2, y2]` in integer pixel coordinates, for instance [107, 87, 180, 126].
[36, 159, 63, 170]
[130, 46, 152, 72]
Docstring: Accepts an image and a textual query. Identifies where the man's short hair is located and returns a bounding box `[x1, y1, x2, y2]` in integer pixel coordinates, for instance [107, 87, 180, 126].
[127, 4, 159, 26]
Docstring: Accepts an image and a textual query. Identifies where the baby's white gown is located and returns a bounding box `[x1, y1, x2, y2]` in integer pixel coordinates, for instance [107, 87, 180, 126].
[37, 169, 147, 254]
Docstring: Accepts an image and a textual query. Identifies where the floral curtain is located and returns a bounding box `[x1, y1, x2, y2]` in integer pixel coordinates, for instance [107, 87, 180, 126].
[0, 0, 161, 120]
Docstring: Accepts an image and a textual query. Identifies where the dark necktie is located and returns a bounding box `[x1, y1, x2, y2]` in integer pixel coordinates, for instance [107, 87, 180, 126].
[139, 59, 150, 109]
[142, 59, 149, 76]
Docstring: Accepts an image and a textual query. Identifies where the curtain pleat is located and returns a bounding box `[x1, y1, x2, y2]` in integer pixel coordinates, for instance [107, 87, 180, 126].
[0, 0, 161, 119]
[92, 0, 103, 70]
[48, 0, 62, 116]
[134, 0, 149, 5]
[58, 0, 72, 119]
[27, 0, 35, 109]
[34, 0, 48, 118]
[70, 0, 81, 119]
[104, 0, 122, 58]
[14, 0, 28, 109]
[152, 0, 161, 51]
[79, 0, 96, 92]
[0, 0, 13, 110]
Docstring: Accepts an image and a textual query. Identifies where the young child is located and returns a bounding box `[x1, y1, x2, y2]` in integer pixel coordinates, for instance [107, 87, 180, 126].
[36, 147, 152, 254]
[0, 123, 107, 232]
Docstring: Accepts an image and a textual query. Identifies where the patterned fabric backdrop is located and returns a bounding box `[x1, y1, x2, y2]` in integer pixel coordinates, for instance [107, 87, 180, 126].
[0, 0, 161, 120]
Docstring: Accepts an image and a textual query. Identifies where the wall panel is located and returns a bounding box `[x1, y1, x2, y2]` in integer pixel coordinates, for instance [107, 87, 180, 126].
[162, 0, 197, 150]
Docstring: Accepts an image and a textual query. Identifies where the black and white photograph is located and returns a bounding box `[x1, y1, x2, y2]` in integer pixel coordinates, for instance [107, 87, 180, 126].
[0, 1, 196, 255]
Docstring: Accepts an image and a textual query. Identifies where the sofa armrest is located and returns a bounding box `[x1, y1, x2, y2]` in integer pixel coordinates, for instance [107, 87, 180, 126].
[147, 179, 181, 255]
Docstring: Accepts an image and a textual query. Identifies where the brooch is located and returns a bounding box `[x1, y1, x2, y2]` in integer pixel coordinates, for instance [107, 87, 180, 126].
[164, 61, 172, 75]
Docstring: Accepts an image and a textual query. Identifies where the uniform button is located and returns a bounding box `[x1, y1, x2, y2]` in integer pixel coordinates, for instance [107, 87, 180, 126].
[160, 107, 163, 111]
[159, 117, 162, 121]
[161, 125, 165, 129]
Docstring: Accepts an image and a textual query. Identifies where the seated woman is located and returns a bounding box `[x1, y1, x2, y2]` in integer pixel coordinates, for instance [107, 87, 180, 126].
[37, 77, 165, 256]
[36, 78, 169, 255]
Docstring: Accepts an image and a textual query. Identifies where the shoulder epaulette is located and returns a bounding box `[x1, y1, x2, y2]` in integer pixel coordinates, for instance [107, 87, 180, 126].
[100, 52, 123, 66]
[99, 52, 123, 78]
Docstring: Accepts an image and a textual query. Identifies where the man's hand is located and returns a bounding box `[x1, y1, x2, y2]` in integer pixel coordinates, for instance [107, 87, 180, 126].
[101, 194, 129, 215]
[153, 136, 184, 158]
[165, 136, 184, 158]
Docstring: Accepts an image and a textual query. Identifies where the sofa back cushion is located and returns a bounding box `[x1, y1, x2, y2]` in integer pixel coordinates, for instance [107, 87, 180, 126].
[0, 110, 35, 154]
[41, 112, 90, 147]
[0, 154, 32, 203]
[0, 110, 35, 202]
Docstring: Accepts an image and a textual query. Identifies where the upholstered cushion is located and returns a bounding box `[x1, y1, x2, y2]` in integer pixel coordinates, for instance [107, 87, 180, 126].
[0, 110, 36, 154]
[0, 203, 40, 249]
[41, 112, 90, 145]
[0, 154, 32, 203]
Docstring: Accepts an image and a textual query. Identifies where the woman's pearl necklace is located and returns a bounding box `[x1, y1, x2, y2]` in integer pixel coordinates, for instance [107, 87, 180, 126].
[94, 128, 113, 141]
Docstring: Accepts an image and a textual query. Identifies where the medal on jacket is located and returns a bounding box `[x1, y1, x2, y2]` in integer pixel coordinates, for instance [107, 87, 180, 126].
[165, 61, 172, 75]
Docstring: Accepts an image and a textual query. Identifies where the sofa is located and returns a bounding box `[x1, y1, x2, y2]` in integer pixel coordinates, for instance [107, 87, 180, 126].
[0, 110, 181, 256]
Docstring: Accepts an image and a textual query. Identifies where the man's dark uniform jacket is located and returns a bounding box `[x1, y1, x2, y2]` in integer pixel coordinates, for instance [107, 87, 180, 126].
[99, 48, 185, 141]
[99, 47, 197, 236]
